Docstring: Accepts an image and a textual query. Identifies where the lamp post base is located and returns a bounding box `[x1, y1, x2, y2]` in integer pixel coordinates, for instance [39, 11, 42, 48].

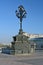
[19, 29, 23, 34]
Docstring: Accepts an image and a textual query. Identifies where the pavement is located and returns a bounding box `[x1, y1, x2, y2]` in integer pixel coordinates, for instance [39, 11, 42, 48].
[0, 52, 43, 65]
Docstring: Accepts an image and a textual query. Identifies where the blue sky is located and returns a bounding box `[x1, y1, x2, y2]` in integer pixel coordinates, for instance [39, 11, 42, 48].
[0, 0, 43, 44]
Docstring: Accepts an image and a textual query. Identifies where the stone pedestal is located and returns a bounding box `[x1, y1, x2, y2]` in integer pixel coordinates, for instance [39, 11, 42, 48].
[11, 32, 31, 54]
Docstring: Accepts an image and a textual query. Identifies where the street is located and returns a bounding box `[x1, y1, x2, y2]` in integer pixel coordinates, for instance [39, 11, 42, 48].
[0, 52, 43, 65]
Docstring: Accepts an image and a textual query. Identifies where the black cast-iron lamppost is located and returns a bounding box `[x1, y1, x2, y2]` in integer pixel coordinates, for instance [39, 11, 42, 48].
[15, 5, 27, 34]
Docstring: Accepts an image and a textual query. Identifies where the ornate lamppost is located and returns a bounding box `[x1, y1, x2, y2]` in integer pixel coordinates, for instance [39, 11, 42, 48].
[15, 5, 27, 34]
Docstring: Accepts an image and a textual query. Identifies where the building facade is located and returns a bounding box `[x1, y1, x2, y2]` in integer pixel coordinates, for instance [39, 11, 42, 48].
[23, 32, 43, 49]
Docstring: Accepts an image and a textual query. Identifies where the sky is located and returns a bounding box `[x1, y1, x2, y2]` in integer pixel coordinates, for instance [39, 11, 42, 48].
[0, 0, 43, 44]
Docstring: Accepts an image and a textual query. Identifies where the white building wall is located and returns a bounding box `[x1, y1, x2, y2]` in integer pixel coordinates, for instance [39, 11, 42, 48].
[23, 32, 43, 38]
